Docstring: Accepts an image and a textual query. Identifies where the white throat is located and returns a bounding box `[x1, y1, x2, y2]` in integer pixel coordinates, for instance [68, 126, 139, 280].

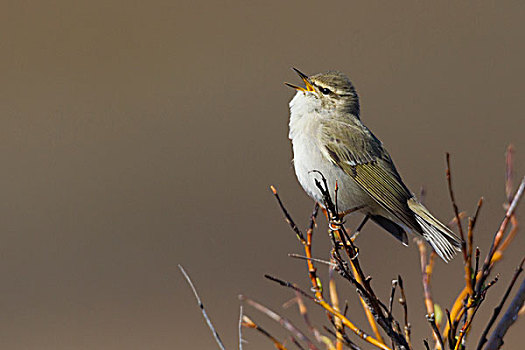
[288, 91, 323, 141]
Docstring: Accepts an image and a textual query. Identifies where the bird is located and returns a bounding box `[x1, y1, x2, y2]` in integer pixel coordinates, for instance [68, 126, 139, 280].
[286, 68, 462, 262]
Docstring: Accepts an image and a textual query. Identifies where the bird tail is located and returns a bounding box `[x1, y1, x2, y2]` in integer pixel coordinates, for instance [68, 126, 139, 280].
[408, 199, 462, 262]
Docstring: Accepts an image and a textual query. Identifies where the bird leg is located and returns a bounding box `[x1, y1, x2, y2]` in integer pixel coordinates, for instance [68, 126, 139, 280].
[320, 203, 367, 245]
[350, 214, 370, 242]
[340, 205, 365, 218]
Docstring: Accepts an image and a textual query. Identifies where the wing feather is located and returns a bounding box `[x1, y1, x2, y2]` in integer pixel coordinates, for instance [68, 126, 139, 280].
[320, 121, 420, 231]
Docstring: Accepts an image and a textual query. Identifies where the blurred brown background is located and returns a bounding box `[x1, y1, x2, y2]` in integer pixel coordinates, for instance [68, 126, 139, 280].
[0, 1, 524, 349]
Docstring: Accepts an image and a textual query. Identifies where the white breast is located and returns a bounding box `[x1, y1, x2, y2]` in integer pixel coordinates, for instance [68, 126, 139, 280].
[288, 92, 376, 213]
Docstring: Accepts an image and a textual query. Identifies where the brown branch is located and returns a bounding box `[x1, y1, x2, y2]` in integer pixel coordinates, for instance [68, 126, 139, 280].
[272, 187, 392, 349]
[291, 336, 307, 350]
[453, 276, 499, 350]
[446, 309, 455, 347]
[388, 279, 398, 316]
[294, 292, 323, 344]
[328, 222, 401, 347]
[426, 313, 445, 350]
[323, 326, 361, 350]
[349, 256, 385, 344]
[495, 215, 518, 256]
[475, 176, 525, 296]
[478, 258, 524, 350]
[445, 153, 471, 296]
[397, 276, 411, 349]
[485, 277, 525, 350]
[271, 185, 306, 243]
[271, 186, 323, 299]
[466, 198, 483, 293]
[417, 240, 436, 317]
[444, 177, 523, 344]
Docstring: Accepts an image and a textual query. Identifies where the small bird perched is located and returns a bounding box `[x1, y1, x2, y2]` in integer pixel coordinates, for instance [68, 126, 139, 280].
[286, 68, 462, 262]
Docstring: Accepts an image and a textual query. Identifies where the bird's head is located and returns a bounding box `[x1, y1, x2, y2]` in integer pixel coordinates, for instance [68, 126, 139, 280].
[286, 68, 360, 118]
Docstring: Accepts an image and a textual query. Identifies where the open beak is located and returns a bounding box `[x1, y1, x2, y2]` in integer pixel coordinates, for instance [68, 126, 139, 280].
[285, 67, 315, 92]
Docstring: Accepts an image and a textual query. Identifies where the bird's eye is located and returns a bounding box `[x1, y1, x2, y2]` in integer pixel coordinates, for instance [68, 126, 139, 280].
[319, 87, 331, 95]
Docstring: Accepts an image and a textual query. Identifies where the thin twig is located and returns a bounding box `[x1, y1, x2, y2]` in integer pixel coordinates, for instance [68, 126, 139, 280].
[291, 336, 307, 350]
[454, 276, 500, 350]
[505, 144, 514, 203]
[485, 277, 525, 350]
[446, 309, 455, 348]
[417, 238, 442, 349]
[271, 187, 323, 299]
[329, 264, 344, 350]
[288, 253, 336, 267]
[477, 258, 525, 350]
[476, 176, 525, 296]
[445, 153, 466, 243]
[240, 295, 319, 350]
[474, 248, 480, 278]
[467, 198, 483, 293]
[271, 185, 305, 242]
[446, 153, 471, 299]
[294, 292, 323, 343]
[242, 315, 288, 350]
[323, 326, 361, 350]
[426, 313, 445, 350]
[239, 305, 244, 350]
[389, 279, 398, 316]
[314, 176, 405, 348]
[397, 276, 411, 348]
[264, 274, 392, 350]
[444, 177, 524, 343]
[178, 265, 226, 350]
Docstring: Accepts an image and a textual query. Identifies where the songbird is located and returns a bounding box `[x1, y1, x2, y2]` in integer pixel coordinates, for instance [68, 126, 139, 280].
[286, 68, 462, 262]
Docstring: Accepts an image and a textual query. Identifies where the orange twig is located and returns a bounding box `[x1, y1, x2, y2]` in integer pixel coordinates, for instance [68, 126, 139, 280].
[265, 274, 392, 350]
[241, 315, 288, 350]
[350, 260, 385, 344]
[240, 295, 319, 350]
[417, 240, 442, 349]
[328, 265, 344, 350]
[318, 299, 392, 350]
[271, 187, 391, 349]
[313, 174, 409, 349]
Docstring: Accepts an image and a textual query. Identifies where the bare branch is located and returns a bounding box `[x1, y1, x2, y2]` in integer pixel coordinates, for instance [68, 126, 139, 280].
[426, 313, 444, 350]
[484, 261, 525, 350]
[240, 294, 319, 350]
[477, 257, 524, 350]
[397, 276, 411, 348]
[264, 274, 392, 350]
[239, 305, 244, 350]
[476, 176, 525, 295]
[288, 253, 336, 267]
[242, 314, 288, 350]
[271, 185, 306, 242]
[178, 265, 226, 350]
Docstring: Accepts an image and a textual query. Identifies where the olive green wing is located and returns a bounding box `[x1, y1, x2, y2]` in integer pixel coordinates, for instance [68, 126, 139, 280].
[320, 121, 420, 231]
